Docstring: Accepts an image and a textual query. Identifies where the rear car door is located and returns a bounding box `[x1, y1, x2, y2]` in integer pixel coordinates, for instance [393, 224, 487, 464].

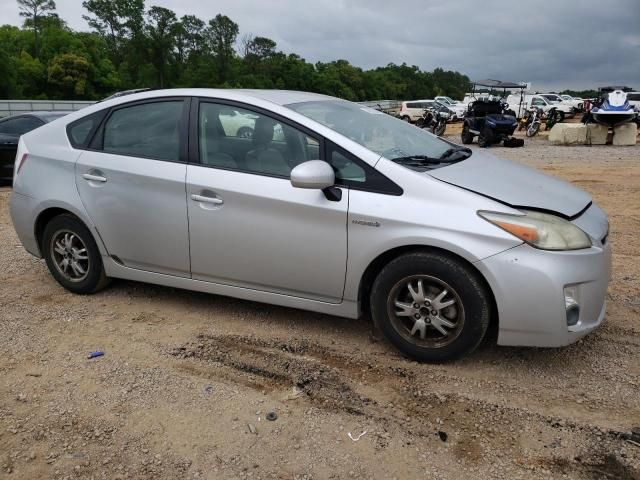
[74, 98, 191, 277]
[186, 99, 348, 302]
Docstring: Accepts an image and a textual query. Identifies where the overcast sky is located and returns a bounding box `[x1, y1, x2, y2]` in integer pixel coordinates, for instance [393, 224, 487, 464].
[1, 0, 639, 91]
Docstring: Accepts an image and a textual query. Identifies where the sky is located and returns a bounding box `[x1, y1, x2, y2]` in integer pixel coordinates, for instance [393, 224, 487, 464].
[1, 0, 639, 91]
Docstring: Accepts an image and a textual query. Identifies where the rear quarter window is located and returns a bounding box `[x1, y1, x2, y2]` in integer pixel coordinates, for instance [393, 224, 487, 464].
[67, 110, 108, 149]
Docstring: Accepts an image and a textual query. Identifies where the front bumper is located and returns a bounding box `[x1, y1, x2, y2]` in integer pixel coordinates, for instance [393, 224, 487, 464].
[476, 240, 611, 347]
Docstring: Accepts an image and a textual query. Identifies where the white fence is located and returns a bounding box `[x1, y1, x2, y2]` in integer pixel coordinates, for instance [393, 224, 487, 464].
[0, 100, 95, 118]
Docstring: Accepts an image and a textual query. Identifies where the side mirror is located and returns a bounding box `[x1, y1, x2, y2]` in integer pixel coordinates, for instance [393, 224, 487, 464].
[290, 160, 335, 190]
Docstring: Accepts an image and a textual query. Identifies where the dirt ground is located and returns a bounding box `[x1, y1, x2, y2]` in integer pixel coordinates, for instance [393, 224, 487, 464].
[1, 136, 639, 480]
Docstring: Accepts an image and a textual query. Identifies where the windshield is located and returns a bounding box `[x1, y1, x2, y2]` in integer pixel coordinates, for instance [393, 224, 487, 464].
[561, 95, 572, 100]
[287, 100, 455, 163]
[542, 94, 561, 102]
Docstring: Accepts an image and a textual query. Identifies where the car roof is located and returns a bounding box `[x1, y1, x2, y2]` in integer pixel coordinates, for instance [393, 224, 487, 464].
[102, 88, 336, 107]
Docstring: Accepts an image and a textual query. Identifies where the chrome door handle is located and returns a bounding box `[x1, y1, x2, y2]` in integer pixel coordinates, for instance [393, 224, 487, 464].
[82, 173, 107, 183]
[191, 194, 223, 205]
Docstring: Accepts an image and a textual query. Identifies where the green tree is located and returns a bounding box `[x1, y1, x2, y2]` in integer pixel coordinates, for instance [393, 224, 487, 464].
[17, 0, 57, 58]
[0, 47, 19, 98]
[47, 52, 90, 98]
[16, 51, 46, 97]
[145, 6, 179, 88]
[82, 0, 144, 61]
[206, 14, 239, 83]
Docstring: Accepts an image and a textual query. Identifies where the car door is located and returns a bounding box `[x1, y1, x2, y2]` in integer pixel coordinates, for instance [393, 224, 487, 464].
[0, 116, 44, 179]
[186, 99, 348, 302]
[75, 98, 191, 277]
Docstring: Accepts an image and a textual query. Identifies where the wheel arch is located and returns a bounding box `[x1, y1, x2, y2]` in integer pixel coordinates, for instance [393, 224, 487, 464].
[357, 244, 499, 334]
[34, 206, 105, 256]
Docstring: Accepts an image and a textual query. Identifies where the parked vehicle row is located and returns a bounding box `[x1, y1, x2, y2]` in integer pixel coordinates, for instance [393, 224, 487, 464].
[10, 88, 611, 362]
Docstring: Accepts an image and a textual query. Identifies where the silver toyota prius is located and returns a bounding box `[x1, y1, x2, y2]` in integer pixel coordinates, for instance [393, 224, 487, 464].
[9, 89, 611, 361]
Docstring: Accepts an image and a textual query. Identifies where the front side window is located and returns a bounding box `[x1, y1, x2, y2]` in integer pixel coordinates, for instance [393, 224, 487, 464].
[103, 101, 184, 161]
[199, 102, 318, 177]
[532, 98, 547, 107]
[0, 116, 43, 135]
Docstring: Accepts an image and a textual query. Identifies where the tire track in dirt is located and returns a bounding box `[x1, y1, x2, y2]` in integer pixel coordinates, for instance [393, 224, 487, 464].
[168, 333, 640, 479]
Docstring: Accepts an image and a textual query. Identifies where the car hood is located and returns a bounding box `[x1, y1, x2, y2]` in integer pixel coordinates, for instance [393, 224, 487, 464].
[428, 150, 591, 217]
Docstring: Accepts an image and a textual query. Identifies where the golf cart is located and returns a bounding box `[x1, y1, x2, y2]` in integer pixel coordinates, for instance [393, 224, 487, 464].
[461, 79, 526, 147]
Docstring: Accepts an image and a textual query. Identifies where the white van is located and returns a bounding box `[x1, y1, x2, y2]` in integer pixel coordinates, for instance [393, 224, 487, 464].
[397, 101, 431, 122]
[505, 94, 575, 118]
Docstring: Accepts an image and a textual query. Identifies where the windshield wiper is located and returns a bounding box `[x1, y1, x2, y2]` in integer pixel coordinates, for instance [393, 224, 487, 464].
[439, 146, 472, 161]
[392, 155, 443, 164]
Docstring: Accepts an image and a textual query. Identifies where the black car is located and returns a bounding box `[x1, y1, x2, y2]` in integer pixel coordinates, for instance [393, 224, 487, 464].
[0, 112, 69, 183]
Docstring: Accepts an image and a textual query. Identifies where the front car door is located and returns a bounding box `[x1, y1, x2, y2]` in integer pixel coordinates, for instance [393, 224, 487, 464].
[186, 99, 348, 302]
[74, 98, 191, 277]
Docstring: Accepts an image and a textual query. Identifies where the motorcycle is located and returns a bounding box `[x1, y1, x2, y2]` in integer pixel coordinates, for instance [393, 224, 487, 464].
[518, 107, 543, 137]
[416, 102, 448, 136]
[545, 107, 565, 131]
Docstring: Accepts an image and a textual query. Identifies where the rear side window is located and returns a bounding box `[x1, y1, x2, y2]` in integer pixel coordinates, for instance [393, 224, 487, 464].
[67, 110, 107, 148]
[0, 116, 43, 135]
[103, 101, 184, 161]
[628, 93, 640, 101]
[406, 102, 420, 109]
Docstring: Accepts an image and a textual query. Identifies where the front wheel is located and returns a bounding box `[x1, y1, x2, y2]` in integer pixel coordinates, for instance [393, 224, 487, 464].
[42, 214, 110, 294]
[370, 251, 491, 361]
[434, 121, 446, 137]
[526, 121, 540, 137]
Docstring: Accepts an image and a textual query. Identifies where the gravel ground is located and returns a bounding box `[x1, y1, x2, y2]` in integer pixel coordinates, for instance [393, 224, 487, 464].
[0, 136, 639, 480]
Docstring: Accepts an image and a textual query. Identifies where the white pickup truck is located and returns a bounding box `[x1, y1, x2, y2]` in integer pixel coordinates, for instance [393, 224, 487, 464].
[505, 94, 576, 118]
[434, 96, 467, 121]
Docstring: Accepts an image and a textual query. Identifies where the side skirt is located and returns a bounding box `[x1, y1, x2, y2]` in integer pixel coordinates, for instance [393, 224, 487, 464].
[102, 256, 359, 319]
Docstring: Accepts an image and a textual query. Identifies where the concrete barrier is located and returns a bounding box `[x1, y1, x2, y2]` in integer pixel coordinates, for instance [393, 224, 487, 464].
[585, 124, 608, 145]
[612, 123, 638, 146]
[549, 123, 610, 145]
[549, 124, 586, 145]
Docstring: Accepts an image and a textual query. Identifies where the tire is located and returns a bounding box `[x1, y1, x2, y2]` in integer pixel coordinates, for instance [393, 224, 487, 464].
[461, 124, 474, 144]
[370, 251, 491, 362]
[526, 121, 540, 137]
[236, 126, 254, 139]
[434, 121, 446, 137]
[401, 116, 411, 123]
[42, 214, 110, 294]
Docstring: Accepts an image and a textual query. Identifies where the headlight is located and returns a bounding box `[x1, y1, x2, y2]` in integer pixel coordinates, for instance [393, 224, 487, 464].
[478, 210, 592, 250]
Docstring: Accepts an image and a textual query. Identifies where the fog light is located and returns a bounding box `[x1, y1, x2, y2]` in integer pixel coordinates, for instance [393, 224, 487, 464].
[564, 286, 580, 327]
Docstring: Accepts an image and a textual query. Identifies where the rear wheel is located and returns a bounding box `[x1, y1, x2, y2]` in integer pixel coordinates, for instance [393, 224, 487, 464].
[401, 116, 411, 123]
[370, 251, 491, 362]
[461, 124, 474, 144]
[42, 215, 109, 294]
[434, 121, 446, 137]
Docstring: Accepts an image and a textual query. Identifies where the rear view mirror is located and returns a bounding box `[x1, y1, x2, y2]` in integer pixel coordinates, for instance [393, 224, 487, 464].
[290, 160, 335, 189]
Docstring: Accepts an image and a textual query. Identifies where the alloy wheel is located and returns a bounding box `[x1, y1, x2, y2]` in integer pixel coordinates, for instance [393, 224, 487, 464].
[387, 275, 465, 348]
[50, 229, 90, 283]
